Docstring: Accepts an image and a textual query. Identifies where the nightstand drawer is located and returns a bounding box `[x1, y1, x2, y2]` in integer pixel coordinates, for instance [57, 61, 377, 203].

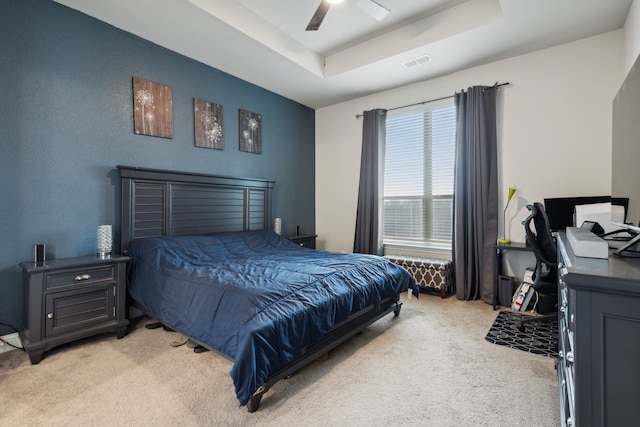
[45, 284, 115, 337]
[287, 234, 317, 249]
[47, 265, 115, 290]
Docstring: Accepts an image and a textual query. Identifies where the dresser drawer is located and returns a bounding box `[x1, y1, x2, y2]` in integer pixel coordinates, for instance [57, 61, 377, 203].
[558, 360, 575, 427]
[46, 265, 115, 290]
[559, 323, 575, 412]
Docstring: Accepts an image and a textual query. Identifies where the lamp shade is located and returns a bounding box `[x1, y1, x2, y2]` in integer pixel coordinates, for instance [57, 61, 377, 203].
[97, 225, 113, 256]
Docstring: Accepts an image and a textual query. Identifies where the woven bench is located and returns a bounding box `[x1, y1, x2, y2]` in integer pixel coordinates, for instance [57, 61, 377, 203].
[384, 255, 453, 298]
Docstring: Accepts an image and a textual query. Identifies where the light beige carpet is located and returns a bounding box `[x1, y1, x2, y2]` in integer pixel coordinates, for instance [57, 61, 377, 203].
[0, 294, 559, 426]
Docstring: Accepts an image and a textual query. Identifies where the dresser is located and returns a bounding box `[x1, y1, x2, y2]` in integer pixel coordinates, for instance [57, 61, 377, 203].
[20, 254, 129, 364]
[556, 233, 640, 426]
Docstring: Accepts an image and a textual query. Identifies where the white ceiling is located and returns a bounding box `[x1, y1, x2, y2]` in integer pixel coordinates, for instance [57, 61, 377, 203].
[54, 0, 633, 109]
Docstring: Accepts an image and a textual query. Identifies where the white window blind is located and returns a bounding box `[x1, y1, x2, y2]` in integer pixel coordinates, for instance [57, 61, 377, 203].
[383, 100, 456, 248]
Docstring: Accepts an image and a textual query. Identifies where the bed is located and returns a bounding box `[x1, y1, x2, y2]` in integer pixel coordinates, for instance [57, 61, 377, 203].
[118, 165, 418, 412]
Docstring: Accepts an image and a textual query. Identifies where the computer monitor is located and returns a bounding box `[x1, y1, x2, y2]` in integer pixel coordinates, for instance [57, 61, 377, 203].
[543, 196, 629, 232]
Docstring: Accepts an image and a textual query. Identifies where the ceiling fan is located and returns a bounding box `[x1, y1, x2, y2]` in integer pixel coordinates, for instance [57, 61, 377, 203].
[306, 0, 390, 31]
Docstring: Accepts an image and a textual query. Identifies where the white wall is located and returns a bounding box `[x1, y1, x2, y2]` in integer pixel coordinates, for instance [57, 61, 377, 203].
[624, 0, 640, 73]
[316, 30, 624, 253]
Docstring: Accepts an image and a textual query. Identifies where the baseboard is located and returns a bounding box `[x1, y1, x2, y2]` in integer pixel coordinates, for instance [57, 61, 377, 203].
[0, 332, 21, 354]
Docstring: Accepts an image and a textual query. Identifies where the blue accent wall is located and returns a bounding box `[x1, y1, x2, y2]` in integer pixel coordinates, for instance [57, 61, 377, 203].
[0, 0, 315, 334]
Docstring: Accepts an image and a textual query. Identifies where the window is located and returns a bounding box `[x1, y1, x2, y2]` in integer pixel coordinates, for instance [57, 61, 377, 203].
[383, 100, 456, 249]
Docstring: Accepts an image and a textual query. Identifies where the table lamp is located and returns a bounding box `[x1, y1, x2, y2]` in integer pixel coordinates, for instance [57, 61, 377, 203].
[97, 225, 113, 257]
[497, 186, 516, 245]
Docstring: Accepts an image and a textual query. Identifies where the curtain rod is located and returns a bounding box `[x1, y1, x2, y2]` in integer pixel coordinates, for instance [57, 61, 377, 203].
[355, 82, 510, 118]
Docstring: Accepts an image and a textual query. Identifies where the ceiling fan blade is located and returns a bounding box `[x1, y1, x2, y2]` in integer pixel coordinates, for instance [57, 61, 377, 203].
[352, 0, 390, 21]
[306, 0, 331, 31]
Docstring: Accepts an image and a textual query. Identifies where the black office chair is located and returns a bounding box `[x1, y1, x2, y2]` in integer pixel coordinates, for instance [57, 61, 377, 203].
[517, 202, 558, 331]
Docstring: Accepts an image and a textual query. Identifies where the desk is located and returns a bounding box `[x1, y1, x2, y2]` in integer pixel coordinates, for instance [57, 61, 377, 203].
[491, 242, 532, 309]
[556, 232, 640, 426]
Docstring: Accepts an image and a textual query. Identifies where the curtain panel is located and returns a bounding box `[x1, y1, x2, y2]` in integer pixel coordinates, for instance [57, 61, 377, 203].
[354, 109, 387, 255]
[453, 86, 499, 302]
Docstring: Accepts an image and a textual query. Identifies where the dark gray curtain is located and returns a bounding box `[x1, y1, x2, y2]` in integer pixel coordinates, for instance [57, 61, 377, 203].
[453, 86, 498, 302]
[353, 109, 387, 255]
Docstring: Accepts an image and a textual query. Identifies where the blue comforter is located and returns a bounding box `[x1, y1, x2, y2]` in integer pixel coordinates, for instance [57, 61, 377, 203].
[127, 230, 417, 406]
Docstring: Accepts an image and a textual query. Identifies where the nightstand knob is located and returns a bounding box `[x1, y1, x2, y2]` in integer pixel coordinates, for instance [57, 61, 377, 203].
[47, 313, 54, 319]
[75, 274, 91, 281]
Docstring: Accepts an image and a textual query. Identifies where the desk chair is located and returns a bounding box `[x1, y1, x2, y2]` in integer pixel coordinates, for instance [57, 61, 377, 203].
[517, 202, 558, 332]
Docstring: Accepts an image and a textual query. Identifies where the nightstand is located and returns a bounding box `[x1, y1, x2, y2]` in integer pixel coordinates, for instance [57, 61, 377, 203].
[19, 254, 129, 364]
[286, 234, 317, 249]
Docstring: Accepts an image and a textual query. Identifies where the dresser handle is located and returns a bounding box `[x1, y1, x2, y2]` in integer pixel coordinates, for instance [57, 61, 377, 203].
[47, 313, 54, 319]
[75, 274, 91, 281]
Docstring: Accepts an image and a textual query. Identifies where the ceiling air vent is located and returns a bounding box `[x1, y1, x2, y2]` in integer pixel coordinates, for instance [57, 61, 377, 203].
[401, 54, 432, 69]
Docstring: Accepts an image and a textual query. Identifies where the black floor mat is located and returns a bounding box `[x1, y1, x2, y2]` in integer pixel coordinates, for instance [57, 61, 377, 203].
[485, 310, 558, 358]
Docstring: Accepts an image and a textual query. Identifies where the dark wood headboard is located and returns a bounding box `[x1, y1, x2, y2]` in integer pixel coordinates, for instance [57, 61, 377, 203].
[118, 166, 275, 253]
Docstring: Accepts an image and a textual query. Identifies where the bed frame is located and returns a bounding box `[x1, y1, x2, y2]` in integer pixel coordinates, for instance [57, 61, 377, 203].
[118, 165, 403, 412]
